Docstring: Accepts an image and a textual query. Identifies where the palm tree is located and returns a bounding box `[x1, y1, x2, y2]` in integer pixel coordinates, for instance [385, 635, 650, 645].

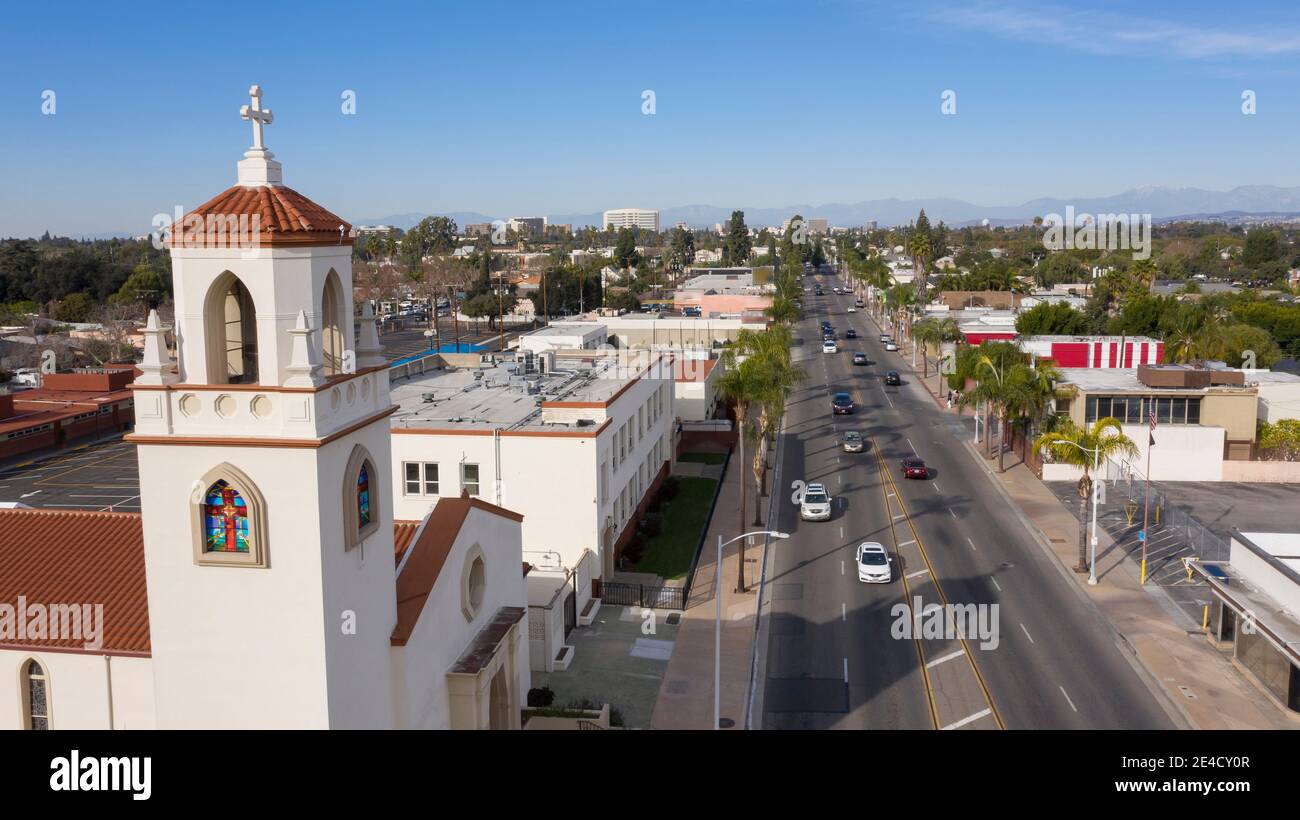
[764, 295, 801, 325]
[912, 318, 941, 378]
[1034, 418, 1138, 572]
[907, 231, 931, 301]
[717, 360, 762, 593]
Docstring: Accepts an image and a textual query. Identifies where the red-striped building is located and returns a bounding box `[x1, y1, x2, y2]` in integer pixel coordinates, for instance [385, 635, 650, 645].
[1019, 335, 1164, 368]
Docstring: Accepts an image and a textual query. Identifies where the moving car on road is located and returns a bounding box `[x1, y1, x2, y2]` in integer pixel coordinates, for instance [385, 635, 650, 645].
[822, 339, 838, 354]
[856, 542, 892, 583]
[842, 431, 864, 453]
[799, 483, 833, 521]
[853, 352, 868, 366]
[832, 391, 854, 414]
[847, 306, 856, 313]
[884, 370, 901, 385]
[901, 457, 929, 479]
[845, 328, 856, 339]
[879, 332, 890, 342]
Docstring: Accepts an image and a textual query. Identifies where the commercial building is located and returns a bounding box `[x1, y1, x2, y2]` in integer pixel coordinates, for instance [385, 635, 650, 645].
[603, 208, 660, 233]
[1191, 530, 1300, 714]
[1020, 335, 1164, 368]
[0, 367, 137, 462]
[507, 217, 546, 237]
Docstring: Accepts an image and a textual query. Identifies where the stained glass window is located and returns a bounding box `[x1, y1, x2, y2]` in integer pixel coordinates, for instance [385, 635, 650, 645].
[203, 480, 250, 553]
[357, 464, 372, 529]
[25, 660, 48, 730]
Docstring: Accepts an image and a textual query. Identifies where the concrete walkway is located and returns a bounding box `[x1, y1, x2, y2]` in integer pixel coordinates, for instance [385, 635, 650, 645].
[886, 315, 1295, 729]
[650, 447, 768, 729]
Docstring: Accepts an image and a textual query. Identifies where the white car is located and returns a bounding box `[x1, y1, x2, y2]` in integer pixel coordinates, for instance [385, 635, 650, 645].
[799, 483, 833, 521]
[847, 306, 856, 313]
[885, 340, 898, 351]
[822, 339, 838, 354]
[856, 542, 892, 583]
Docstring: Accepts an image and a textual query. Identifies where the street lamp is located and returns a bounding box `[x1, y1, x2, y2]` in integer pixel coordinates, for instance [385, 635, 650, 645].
[1045, 438, 1101, 586]
[715, 530, 788, 730]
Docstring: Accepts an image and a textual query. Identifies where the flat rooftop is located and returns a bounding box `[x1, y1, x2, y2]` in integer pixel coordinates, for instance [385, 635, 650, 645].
[528, 323, 604, 337]
[1058, 367, 1277, 393]
[391, 353, 666, 432]
[1239, 531, 1300, 575]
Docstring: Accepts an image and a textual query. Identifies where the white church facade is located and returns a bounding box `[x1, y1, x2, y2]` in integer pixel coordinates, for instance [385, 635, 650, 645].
[0, 87, 529, 730]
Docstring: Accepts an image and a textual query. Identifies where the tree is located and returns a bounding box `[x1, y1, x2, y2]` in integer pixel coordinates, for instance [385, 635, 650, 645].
[605, 290, 640, 313]
[1243, 230, 1280, 268]
[53, 292, 94, 323]
[1257, 419, 1300, 461]
[907, 224, 931, 301]
[1034, 418, 1138, 572]
[111, 264, 167, 309]
[1015, 302, 1088, 335]
[723, 211, 751, 266]
[613, 227, 640, 270]
[1222, 323, 1282, 368]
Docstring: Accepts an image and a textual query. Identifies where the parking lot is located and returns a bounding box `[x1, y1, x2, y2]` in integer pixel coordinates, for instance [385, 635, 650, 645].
[0, 437, 141, 511]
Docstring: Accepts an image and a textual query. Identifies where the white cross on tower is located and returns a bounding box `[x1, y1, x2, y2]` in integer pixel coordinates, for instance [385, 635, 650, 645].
[240, 85, 273, 151]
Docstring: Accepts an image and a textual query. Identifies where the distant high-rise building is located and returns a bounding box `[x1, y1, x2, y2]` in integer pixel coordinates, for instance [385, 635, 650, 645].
[808, 218, 828, 235]
[603, 208, 660, 233]
[507, 217, 546, 237]
[464, 223, 493, 237]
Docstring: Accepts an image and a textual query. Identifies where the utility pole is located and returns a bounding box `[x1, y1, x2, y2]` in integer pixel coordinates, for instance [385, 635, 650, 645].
[1141, 409, 1156, 584]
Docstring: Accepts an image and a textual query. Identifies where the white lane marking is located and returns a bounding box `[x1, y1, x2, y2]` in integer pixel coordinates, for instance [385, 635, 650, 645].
[838, 475, 842, 485]
[932, 482, 942, 493]
[966, 537, 977, 551]
[841, 560, 845, 575]
[1060, 686, 1079, 713]
[990, 577, 1002, 592]
[886, 491, 897, 498]
[926, 649, 965, 669]
[897, 539, 916, 548]
[842, 603, 847, 621]
[906, 438, 917, 454]
[941, 708, 992, 731]
[840, 527, 844, 539]
[893, 513, 906, 520]
[1019, 623, 1035, 644]
[843, 657, 849, 684]
[20, 491, 41, 498]
[948, 508, 958, 519]
[905, 568, 929, 580]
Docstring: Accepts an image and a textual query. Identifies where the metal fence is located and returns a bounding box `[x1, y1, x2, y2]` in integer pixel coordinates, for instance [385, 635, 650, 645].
[1099, 455, 1232, 573]
[595, 580, 687, 610]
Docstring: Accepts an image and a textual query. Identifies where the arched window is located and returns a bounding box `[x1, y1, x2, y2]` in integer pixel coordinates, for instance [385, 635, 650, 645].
[203, 480, 250, 553]
[22, 659, 49, 730]
[204, 273, 259, 384]
[190, 464, 269, 568]
[321, 270, 347, 376]
[343, 445, 381, 551]
[356, 463, 372, 529]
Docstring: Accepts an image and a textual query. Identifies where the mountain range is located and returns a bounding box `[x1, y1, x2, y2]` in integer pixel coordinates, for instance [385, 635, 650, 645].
[357, 185, 1300, 232]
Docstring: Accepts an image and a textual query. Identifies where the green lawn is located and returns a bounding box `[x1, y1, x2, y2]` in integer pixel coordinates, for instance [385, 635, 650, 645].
[677, 451, 726, 465]
[631, 476, 719, 580]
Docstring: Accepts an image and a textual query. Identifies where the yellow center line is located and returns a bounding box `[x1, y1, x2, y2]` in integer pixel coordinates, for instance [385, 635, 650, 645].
[874, 436, 1006, 730]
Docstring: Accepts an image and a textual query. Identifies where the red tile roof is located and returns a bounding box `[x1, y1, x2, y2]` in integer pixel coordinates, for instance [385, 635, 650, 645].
[390, 496, 524, 646]
[0, 509, 149, 655]
[170, 184, 352, 247]
[393, 520, 421, 564]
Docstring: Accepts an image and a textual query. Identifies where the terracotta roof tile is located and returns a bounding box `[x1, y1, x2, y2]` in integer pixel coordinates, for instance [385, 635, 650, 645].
[170, 184, 352, 248]
[393, 520, 420, 564]
[390, 496, 524, 646]
[0, 509, 149, 655]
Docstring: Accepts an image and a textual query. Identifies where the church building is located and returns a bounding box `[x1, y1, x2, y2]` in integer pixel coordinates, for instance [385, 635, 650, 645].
[0, 87, 530, 730]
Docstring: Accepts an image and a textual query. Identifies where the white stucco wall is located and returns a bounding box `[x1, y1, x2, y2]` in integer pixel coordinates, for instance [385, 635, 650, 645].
[390, 506, 530, 729]
[0, 650, 155, 730]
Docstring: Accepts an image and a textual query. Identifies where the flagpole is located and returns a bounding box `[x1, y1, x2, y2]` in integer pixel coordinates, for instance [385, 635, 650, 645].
[1141, 410, 1154, 585]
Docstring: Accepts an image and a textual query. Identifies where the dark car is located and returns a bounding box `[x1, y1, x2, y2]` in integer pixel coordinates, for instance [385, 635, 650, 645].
[901, 457, 928, 479]
[832, 392, 854, 414]
[884, 371, 901, 385]
[853, 352, 868, 366]
[845, 328, 857, 339]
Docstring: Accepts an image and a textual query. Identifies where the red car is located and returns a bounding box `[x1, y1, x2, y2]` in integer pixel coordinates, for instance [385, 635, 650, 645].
[901, 457, 928, 479]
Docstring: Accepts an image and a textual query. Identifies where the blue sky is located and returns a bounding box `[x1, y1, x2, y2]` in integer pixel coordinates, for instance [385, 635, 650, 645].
[3, 0, 1300, 236]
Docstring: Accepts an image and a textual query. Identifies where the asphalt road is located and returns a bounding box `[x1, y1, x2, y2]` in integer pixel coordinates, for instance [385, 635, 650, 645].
[759, 272, 1177, 730]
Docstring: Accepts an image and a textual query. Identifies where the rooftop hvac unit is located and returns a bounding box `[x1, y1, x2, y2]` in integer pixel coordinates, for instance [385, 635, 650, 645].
[473, 371, 484, 380]
[526, 380, 540, 394]
[421, 393, 436, 403]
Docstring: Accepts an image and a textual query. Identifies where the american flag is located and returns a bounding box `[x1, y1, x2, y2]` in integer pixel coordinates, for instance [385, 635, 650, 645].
[1149, 409, 1157, 446]
[1149, 409, 1157, 432]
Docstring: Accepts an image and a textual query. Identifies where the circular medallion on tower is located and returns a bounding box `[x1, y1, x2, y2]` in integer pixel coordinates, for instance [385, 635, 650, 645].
[250, 395, 272, 418]
[180, 394, 201, 417]
[215, 394, 237, 418]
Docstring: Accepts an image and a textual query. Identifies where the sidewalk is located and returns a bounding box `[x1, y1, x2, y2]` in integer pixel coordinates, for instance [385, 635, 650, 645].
[650, 448, 767, 729]
[882, 311, 1295, 729]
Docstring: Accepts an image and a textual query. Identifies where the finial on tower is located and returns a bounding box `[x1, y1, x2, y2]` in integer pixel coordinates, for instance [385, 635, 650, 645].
[236, 84, 283, 187]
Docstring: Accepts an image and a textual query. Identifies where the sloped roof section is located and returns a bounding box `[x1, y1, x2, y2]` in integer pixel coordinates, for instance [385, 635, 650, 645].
[0, 509, 149, 655]
[170, 184, 353, 247]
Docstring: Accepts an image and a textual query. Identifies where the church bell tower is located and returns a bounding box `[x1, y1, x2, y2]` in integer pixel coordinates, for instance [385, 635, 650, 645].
[132, 86, 397, 728]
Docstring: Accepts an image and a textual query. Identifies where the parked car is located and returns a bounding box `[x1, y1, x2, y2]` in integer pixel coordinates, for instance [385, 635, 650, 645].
[879, 333, 890, 342]
[884, 370, 901, 385]
[853, 352, 868, 366]
[823, 339, 838, 354]
[832, 392, 853, 414]
[901, 457, 929, 479]
[855, 299, 864, 308]
[799, 483, 833, 521]
[885, 340, 899, 351]
[842, 431, 864, 453]
[856, 542, 892, 583]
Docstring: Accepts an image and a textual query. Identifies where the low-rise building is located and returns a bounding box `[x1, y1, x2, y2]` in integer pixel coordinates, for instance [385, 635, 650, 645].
[0, 367, 137, 462]
[1020, 335, 1164, 368]
[1191, 530, 1300, 715]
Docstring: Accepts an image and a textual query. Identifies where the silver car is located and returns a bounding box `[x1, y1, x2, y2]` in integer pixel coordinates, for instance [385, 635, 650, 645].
[842, 431, 864, 453]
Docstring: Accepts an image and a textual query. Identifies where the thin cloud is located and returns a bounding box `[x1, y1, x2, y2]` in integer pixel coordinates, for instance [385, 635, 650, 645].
[934, 2, 1300, 60]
